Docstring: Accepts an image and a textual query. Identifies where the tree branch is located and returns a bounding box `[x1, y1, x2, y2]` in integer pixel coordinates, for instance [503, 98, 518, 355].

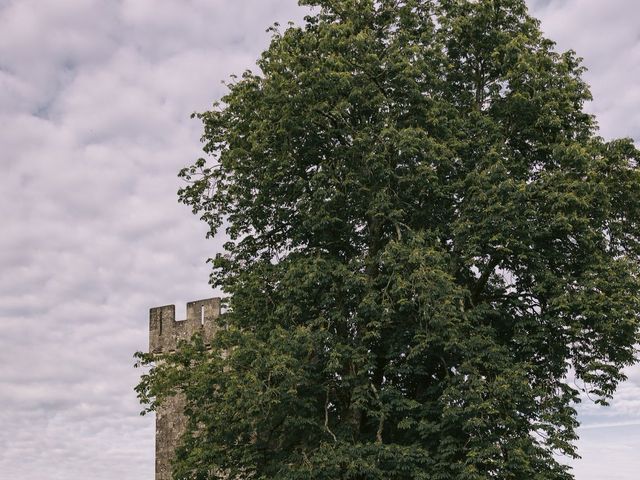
[324, 387, 337, 443]
[471, 255, 501, 305]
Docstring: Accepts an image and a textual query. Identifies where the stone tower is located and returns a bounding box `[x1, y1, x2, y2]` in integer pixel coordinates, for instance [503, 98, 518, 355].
[149, 298, 221, 480]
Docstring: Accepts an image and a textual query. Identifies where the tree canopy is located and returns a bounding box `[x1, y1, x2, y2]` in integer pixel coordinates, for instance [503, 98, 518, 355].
[136, 1, 640, 478]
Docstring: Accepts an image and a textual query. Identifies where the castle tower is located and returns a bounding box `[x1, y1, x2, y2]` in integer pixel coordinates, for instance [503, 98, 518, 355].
[149, 298, 221, 480]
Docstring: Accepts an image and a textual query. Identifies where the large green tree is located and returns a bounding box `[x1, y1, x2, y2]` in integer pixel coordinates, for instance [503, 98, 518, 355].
[136, 1, 640, 478]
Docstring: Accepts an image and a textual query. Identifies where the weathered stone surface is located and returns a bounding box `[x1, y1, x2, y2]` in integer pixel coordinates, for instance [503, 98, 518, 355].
[149, 298, 221, 480]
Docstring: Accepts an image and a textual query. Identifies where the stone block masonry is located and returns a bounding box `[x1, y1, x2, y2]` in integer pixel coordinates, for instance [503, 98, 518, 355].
[149, 298, 221, 480]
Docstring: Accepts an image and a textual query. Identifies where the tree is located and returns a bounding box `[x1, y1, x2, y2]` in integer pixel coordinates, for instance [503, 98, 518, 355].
[136, 1, 640, 478]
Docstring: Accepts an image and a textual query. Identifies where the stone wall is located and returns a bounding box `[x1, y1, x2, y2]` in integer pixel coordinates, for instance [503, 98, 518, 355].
[149, 298, 221, 480]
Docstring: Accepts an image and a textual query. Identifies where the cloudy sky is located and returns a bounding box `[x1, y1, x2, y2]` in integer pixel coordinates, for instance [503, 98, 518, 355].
[0, 1, 638, 479]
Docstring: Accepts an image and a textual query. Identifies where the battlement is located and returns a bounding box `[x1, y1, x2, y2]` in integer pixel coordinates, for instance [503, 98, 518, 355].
[149, 298, 221, 354]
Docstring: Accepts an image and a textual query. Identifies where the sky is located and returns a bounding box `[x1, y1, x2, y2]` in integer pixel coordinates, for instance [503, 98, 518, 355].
[0, 1, 638, 479]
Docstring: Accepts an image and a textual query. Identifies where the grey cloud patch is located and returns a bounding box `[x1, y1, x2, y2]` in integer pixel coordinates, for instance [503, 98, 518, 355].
[531, 0, 640, 141]
[0, 1, 303, 479]
[569, 424, 640, 480]
[0, 1, 638, 480]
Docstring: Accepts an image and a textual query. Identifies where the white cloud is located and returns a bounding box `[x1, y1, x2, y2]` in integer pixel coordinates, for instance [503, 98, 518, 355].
[531, 0, 640, 141]
[0, 1, 304, 478]
[528, 1, 640, 477]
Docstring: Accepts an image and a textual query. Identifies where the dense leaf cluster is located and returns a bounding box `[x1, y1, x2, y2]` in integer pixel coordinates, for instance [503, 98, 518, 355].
[136, 1, 640, 478]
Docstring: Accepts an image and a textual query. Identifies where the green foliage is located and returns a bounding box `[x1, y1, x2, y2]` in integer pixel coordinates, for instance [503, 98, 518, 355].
[136, 1, 640, 478]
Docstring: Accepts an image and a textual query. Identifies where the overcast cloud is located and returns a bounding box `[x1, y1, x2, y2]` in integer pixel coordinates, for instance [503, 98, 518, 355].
[0, 1, 638, 479]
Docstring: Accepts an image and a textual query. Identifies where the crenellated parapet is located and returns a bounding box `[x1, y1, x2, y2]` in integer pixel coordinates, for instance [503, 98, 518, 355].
[149, 298, 221, 354]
